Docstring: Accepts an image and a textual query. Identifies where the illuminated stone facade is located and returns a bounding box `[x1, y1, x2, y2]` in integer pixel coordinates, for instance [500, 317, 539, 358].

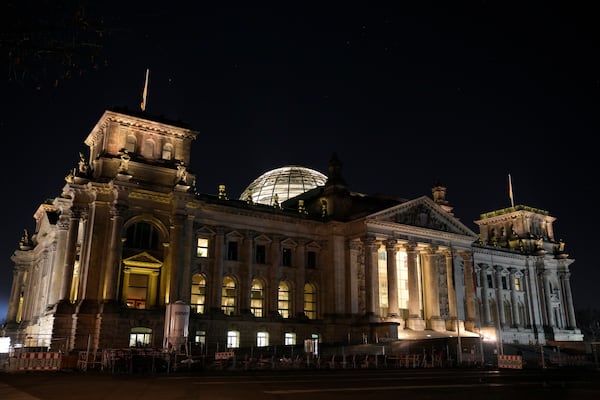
[2, 109, 582, 353]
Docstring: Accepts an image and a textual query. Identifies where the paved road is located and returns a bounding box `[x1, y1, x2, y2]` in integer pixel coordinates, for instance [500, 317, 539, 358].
[1, 367, 599, 400]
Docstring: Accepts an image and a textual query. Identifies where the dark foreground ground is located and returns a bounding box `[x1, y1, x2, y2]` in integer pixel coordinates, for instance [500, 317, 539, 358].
[2, 366, 600, 400]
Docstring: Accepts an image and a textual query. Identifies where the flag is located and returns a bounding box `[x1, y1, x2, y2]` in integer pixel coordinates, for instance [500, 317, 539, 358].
[508, 173, 514, 207]
[141, 68, 149, 111]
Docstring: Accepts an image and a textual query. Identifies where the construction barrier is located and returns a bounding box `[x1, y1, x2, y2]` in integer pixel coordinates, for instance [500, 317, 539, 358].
[16, 352, 62, 371]
[498, 354, 522, 369]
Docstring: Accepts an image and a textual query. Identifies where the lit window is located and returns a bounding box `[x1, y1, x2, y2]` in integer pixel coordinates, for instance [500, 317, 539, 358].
[304, 283, 317, 319]
[195, 330, 206, 347]
[129, 327, 152, 347]
[162, 143, 173, 160]
[196, 238, 209, 257]
[514, 277, 521, 291]
[221, 276, 237, 315]
[256, 331, 269, 347]
[284, 332, 296, 345]
[278, 281, 291, 318]
[250, 279, 264, 317]
[191, 274, 206, 313]
[126, 273, 148, 309]
[227, 331, 240, 349]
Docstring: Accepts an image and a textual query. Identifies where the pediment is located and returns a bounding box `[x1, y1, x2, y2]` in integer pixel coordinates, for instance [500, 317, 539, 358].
[123, 251, 162, 268]
[368, 196, 477, 237]
[195, 226, 216, 236]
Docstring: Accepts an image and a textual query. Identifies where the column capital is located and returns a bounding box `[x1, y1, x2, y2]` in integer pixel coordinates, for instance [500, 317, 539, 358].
[384, 238, 397, 250]
[361, 235, 379, 249]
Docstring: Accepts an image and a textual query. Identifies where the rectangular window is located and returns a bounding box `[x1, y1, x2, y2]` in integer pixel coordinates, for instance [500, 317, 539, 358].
[282, 248, 292, 266]
[227, 331, 240, 349]
[227, 241, 238, 261]
[284, 332, 296, 346]
[514, 277, 521, 291]
[501, 276, 508, 290]
[191, 275, 206, 314]
[195, 330, 206, 346]
[486, 274, 494, 289]
[196, 238, 209, 257]
[256, 244, 266, 264]
[127, 273, 148, 309]
[256, 331, 269, 347]
[307, 251, 317, 269]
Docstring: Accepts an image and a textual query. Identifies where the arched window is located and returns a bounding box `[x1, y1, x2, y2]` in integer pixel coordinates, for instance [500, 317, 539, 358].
[191, 274, 206, 314]
[143, 139, 155, 159]
[278, 281, 291, 318]
[221, 276, 237, 315]
[250, 279, 264, 317]
[121, 221, 163, 309]
[162, 142, 173, 160]
[303, 282, 317, 319]
[124, 222, 161, 251]
[125, 134, 136, 153]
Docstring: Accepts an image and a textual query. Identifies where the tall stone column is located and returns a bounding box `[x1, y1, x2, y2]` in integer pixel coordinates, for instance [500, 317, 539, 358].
[179, 215, 195, 304]
[385, 239, 399, 318]
[104, 204, 126, 301]
[168, 214, 185, 304]
[269, 235, 282, 316]
[295, 240, 306, 317]
[211, 227, 226, 310]
[406, 243, 424, 330]
[7, 267, 26, 321]
[480, 264, 491, 324]
[542, 270, 556, 327]
[461, 252, 477, 329]
[495, 266, 506, 326]
[445, 251, 457, 319]
[59, 208, 82, 302]
[525, 260, 545, 343]
[509, 268, 520, 326]
[560, 271, 577, 329]
[241, 232, 254, 314]
[361, 236, 379, 320]
[76, 208, 91, 301]
[348, 240, 360, 314]
[423, 247, 443, 331]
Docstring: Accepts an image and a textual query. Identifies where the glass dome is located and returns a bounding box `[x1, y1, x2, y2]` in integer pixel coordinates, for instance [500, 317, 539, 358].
[239, 165, 327, 206]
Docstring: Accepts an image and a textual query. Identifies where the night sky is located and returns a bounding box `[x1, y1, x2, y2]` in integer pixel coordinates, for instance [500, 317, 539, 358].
[1, 2, 598, 321]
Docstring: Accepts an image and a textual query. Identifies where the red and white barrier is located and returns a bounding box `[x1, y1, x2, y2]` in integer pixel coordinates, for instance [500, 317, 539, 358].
[498, 354, 522, 369]
[16, 352, 62, 371]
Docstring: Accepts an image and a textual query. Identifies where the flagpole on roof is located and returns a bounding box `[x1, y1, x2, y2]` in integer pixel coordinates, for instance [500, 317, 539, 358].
[508, 173, 515, 208]
[141, 68, 149, 112]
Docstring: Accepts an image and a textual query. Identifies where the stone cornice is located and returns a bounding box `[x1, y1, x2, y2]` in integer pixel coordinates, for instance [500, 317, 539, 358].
[129, 190, 171, 203]
[85, 110, 198, 148]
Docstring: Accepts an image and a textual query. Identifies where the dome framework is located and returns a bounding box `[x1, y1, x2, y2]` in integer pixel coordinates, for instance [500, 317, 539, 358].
[239, 165, 327, 206]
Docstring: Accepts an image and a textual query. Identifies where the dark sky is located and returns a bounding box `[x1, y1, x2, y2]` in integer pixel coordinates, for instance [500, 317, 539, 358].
[1, 2, 598, 320]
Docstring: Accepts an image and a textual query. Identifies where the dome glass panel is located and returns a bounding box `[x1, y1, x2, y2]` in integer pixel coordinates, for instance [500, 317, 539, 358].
[240, 166, 327, 206]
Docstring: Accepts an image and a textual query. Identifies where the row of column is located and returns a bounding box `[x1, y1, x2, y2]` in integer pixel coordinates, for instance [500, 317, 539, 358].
[206, 230, 310, 317]
[360, 237, 473, 329]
